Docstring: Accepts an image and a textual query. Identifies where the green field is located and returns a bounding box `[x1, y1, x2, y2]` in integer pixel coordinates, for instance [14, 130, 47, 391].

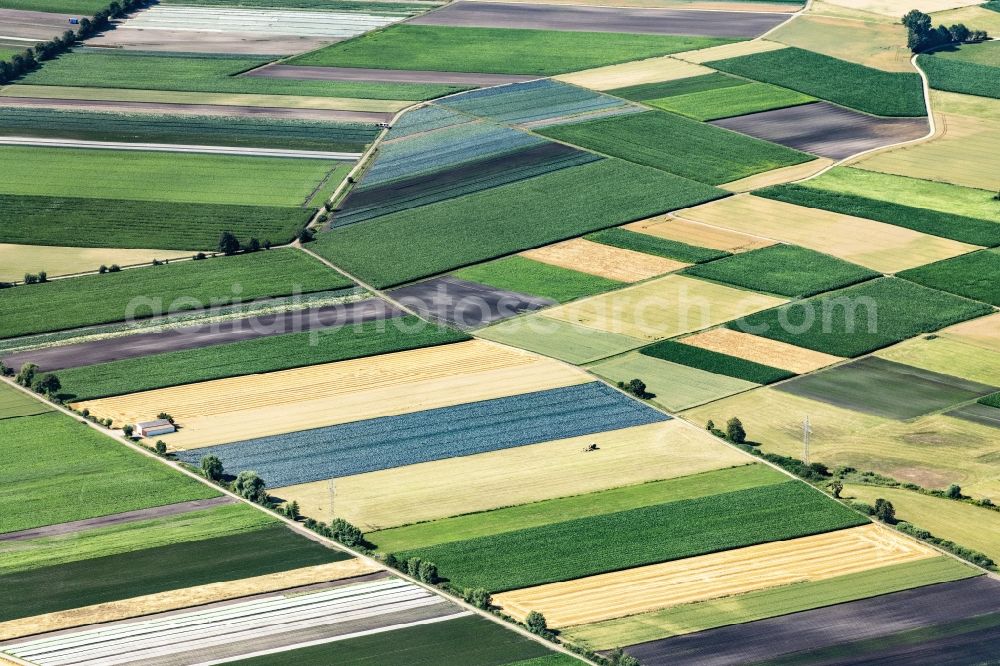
[312, 159, 724, 288]
[453, 256, 624, 303]
[0, 412, 218, 535]
[21, 50, 465, 101]
[478, 316, 645, 365]
[288, 25, 733, 75]
[538, 111, 813, 185]
[0, 524, 346, 621]
[648, 83, 816, 121]
[231, 615, 562, 666]
[2, 503, 276, 574]
[709, 47, 926, 116]
[371, 465, 781, 553]
[0, 249, 349, 339]
[898, 250, 999, 306]
[0, 47, 22, 62]
[57, 316, 469, 400]
[0, 0, 107, 11]
[609, 73, 745, 102]
[0, 382, 53, 420]
[398, 481, 866, 591]
[586, 228, 728, 263]
[0, 108, 380, 153]
[567, 557, 977, 650]
[683, 245, 878, 297]
[919, 42, 1000, 99]
[981, 392, 1000, 408]
[734, 278, 993, 357]
[755, 183, 1000, 247]
[0, 145, 343, 207]
[640, 340, 794, 384]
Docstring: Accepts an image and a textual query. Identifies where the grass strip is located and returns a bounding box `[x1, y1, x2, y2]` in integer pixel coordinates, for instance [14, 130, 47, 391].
[608, 73, 745, 102]
[0, 412, 218, 535]
[0, 382, 53, 420]
[648, 82, 815, 121]
[370, 465, 782, 552]
[898, 249, 999, 306]
[398, 481, 866, 591]
[453, 256, 624, 303]
[586, 227, 728, 263]
[0, 249, 349, 339]
[640, 340, 794, 384]
[755, 183, 1000, 247]
[57, 316, 469, 400]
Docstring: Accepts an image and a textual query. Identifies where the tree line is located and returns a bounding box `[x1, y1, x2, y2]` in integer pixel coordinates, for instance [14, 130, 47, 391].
[903, 9, 989, 52]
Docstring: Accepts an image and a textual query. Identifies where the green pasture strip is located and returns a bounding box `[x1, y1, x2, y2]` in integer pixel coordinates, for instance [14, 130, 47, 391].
[641, 340, 794, 384]
[648, 82, 815, 121]
[58, 316, 469, 400]
[586, 227, 728, 263]
[0, 249, 350, 339]
[21, 49, 464, 101]
[230, 614, 554, 666]
[312, 159, 724, 288]
[370, 465, 780, 553]
[0, 107, 380, 152]
[398, 481, 866, 591]
[537, 110, 813, 185]
[0, 194, 313, 251]
[932, 40, 1000, 66]
[0, 524, 347, 622]
[478, 316, 645, 365]
[734, 277, 993, 357]
[0, 145, 342, 207]
[755, 183, 1000, 247]
[898, 249, 1000, 306]
[919, 50, 1000, 100]
[1, 503, 276, 574]
[307, 163, 352, 208]
[454, 256, 624, 303]
[608, 72, 745, 102]
[567, 556, 978, 650]
[0, 0, 107, 11]
[288, 25, 733, 75]
[0, 382, 53, 420]
[0, 412, 219, 535]
[682, 244, 879, 297]
[709, 47, 926, 116]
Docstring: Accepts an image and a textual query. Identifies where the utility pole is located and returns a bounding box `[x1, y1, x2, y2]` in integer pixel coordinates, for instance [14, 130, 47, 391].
[803, 415, 812, 466]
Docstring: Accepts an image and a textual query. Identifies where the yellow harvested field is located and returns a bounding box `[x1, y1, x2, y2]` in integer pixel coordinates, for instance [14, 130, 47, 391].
[684, 387, 1000, 498]
[277, 421, 752, 530]
[0, 84, 412, 112]
[853, 113, 1000, 190]
[874, 335, 1000, 386]
[0, 244, 197, 282]
[555, 55, 711, 91]
[540, 273, 786, 341]
[769, 14, 913, 71]
[0, 559, 381, 641]
[939, 312, 1000, 353]
[625, 215, 775, 253]
[673, 39, 786, 64]
[681, 328, 843, 373]
[677, 194, 979, 273]
[930, 5, 1000, 34]
[818, 0, 982, 16]
[721, 157, 834, 192]
[521, 237, 687, 282]
[75, 340, 589, 449]
[495, 524, 933, 627]
[930, 90, 1000, 121]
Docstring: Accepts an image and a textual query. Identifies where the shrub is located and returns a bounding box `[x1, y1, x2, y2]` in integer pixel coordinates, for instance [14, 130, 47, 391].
[463, 587, 492, 609]
[874, 498, 896, 524]
[99, 264, 108, 274]
[122, 424, 134, 438]
[31, 373, 60, 396]
[109, 264, 121, 272]
[283, 500, 301, 520]
[525, 611, 549, 636]
[219, 231, 240, 256]
[14, 362, 37, 387]
[232, 470, 268, 503]
[329, 518, 363, 547]
[406, 556, 422, 578]
[201, 455, 223, 481]
[154, 440, 167, 456]
[726, 417, 746, 444]
[417, 560, 439, 584]
[946, 484, 963, 499]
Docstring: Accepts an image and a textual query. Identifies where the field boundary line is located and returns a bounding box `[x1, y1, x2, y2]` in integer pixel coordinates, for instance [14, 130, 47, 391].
[0, 376, 593, 665]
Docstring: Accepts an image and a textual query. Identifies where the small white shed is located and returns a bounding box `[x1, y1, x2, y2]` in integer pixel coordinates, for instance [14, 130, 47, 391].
[135, 419, 175, 438]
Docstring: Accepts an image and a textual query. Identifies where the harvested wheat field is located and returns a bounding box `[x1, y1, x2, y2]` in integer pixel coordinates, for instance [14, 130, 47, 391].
[541, 274, 786, 341]
[819, 0, 982, 17]
[494, 524, 932, 627]
[853, 113, 1000, 191]
[931, 5, 1000, 36]
[0, 244, 198, 282]
[555, 56, 712, 91]
[278, 421, 751, 530]
[720, 157, 835, 192]
[681, 328, 844, 373]
[684, 387, 1000, 498]
[673, 39, 787, 64]
[0, 559, 379, 641]
[939, 312, 1000, 353]
[874, 335, 1000, 386]
[521, 238, 687, 282]
[75, 340, 589, 449]
[769, 15, 912, 71]
[625, 215, 775, 254]
[677, 195, 979, 273]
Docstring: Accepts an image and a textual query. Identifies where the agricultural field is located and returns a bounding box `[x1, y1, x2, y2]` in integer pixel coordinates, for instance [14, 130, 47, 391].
[520, 238, 687, 283]
[0, 243, 198, 282]
[919, 41, 1000, 99]
[709, 47, 926, 116]
[287, 25, 734, 75]
[609, 72, 747, 102]
[680, 328, 843, 374]
[0, 382, 54, 421]
[453, 256, 625, 303]
[478, 316, 647, 364]
[587, 227, 729, 263]
[0, 249, 349, 339]
[898, 249, 999, 306]
[555, 55, 714, 91]
[649, 82, 815, 121]
[768, 14, 912, 71]
[537, 110, 814, 185]
[624, 215, 776, 254]
[640, 339, 794, 384]
[874, 334, 1000, 386]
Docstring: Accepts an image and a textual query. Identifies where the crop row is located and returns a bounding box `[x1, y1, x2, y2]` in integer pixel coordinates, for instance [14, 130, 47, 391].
[640, 340, 793, 385]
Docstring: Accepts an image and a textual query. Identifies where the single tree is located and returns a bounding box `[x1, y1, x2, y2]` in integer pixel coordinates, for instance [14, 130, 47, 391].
[830, 479, 844, 499]
[155, 440, 167, 456]
[122, 424, 134, 438]
[284, 500, 301, 520]
[32, 373, 61, 396]
[705, 419, 715, 431]
[201, 455, 224, 481]
[218, 231, 241, 256]
[873, 498, 896, 524]
[406, 556, 422, 578]
[15, 362, 38, 387]
[726, 417, 747, 444]
[417, 560, 439, 584]
[246, 238, 261, 252]
[232, 470, 268, 503]
[525, 611, 548, 635]
[466, 587, 491, 610]
[946, 484, 962, 499]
